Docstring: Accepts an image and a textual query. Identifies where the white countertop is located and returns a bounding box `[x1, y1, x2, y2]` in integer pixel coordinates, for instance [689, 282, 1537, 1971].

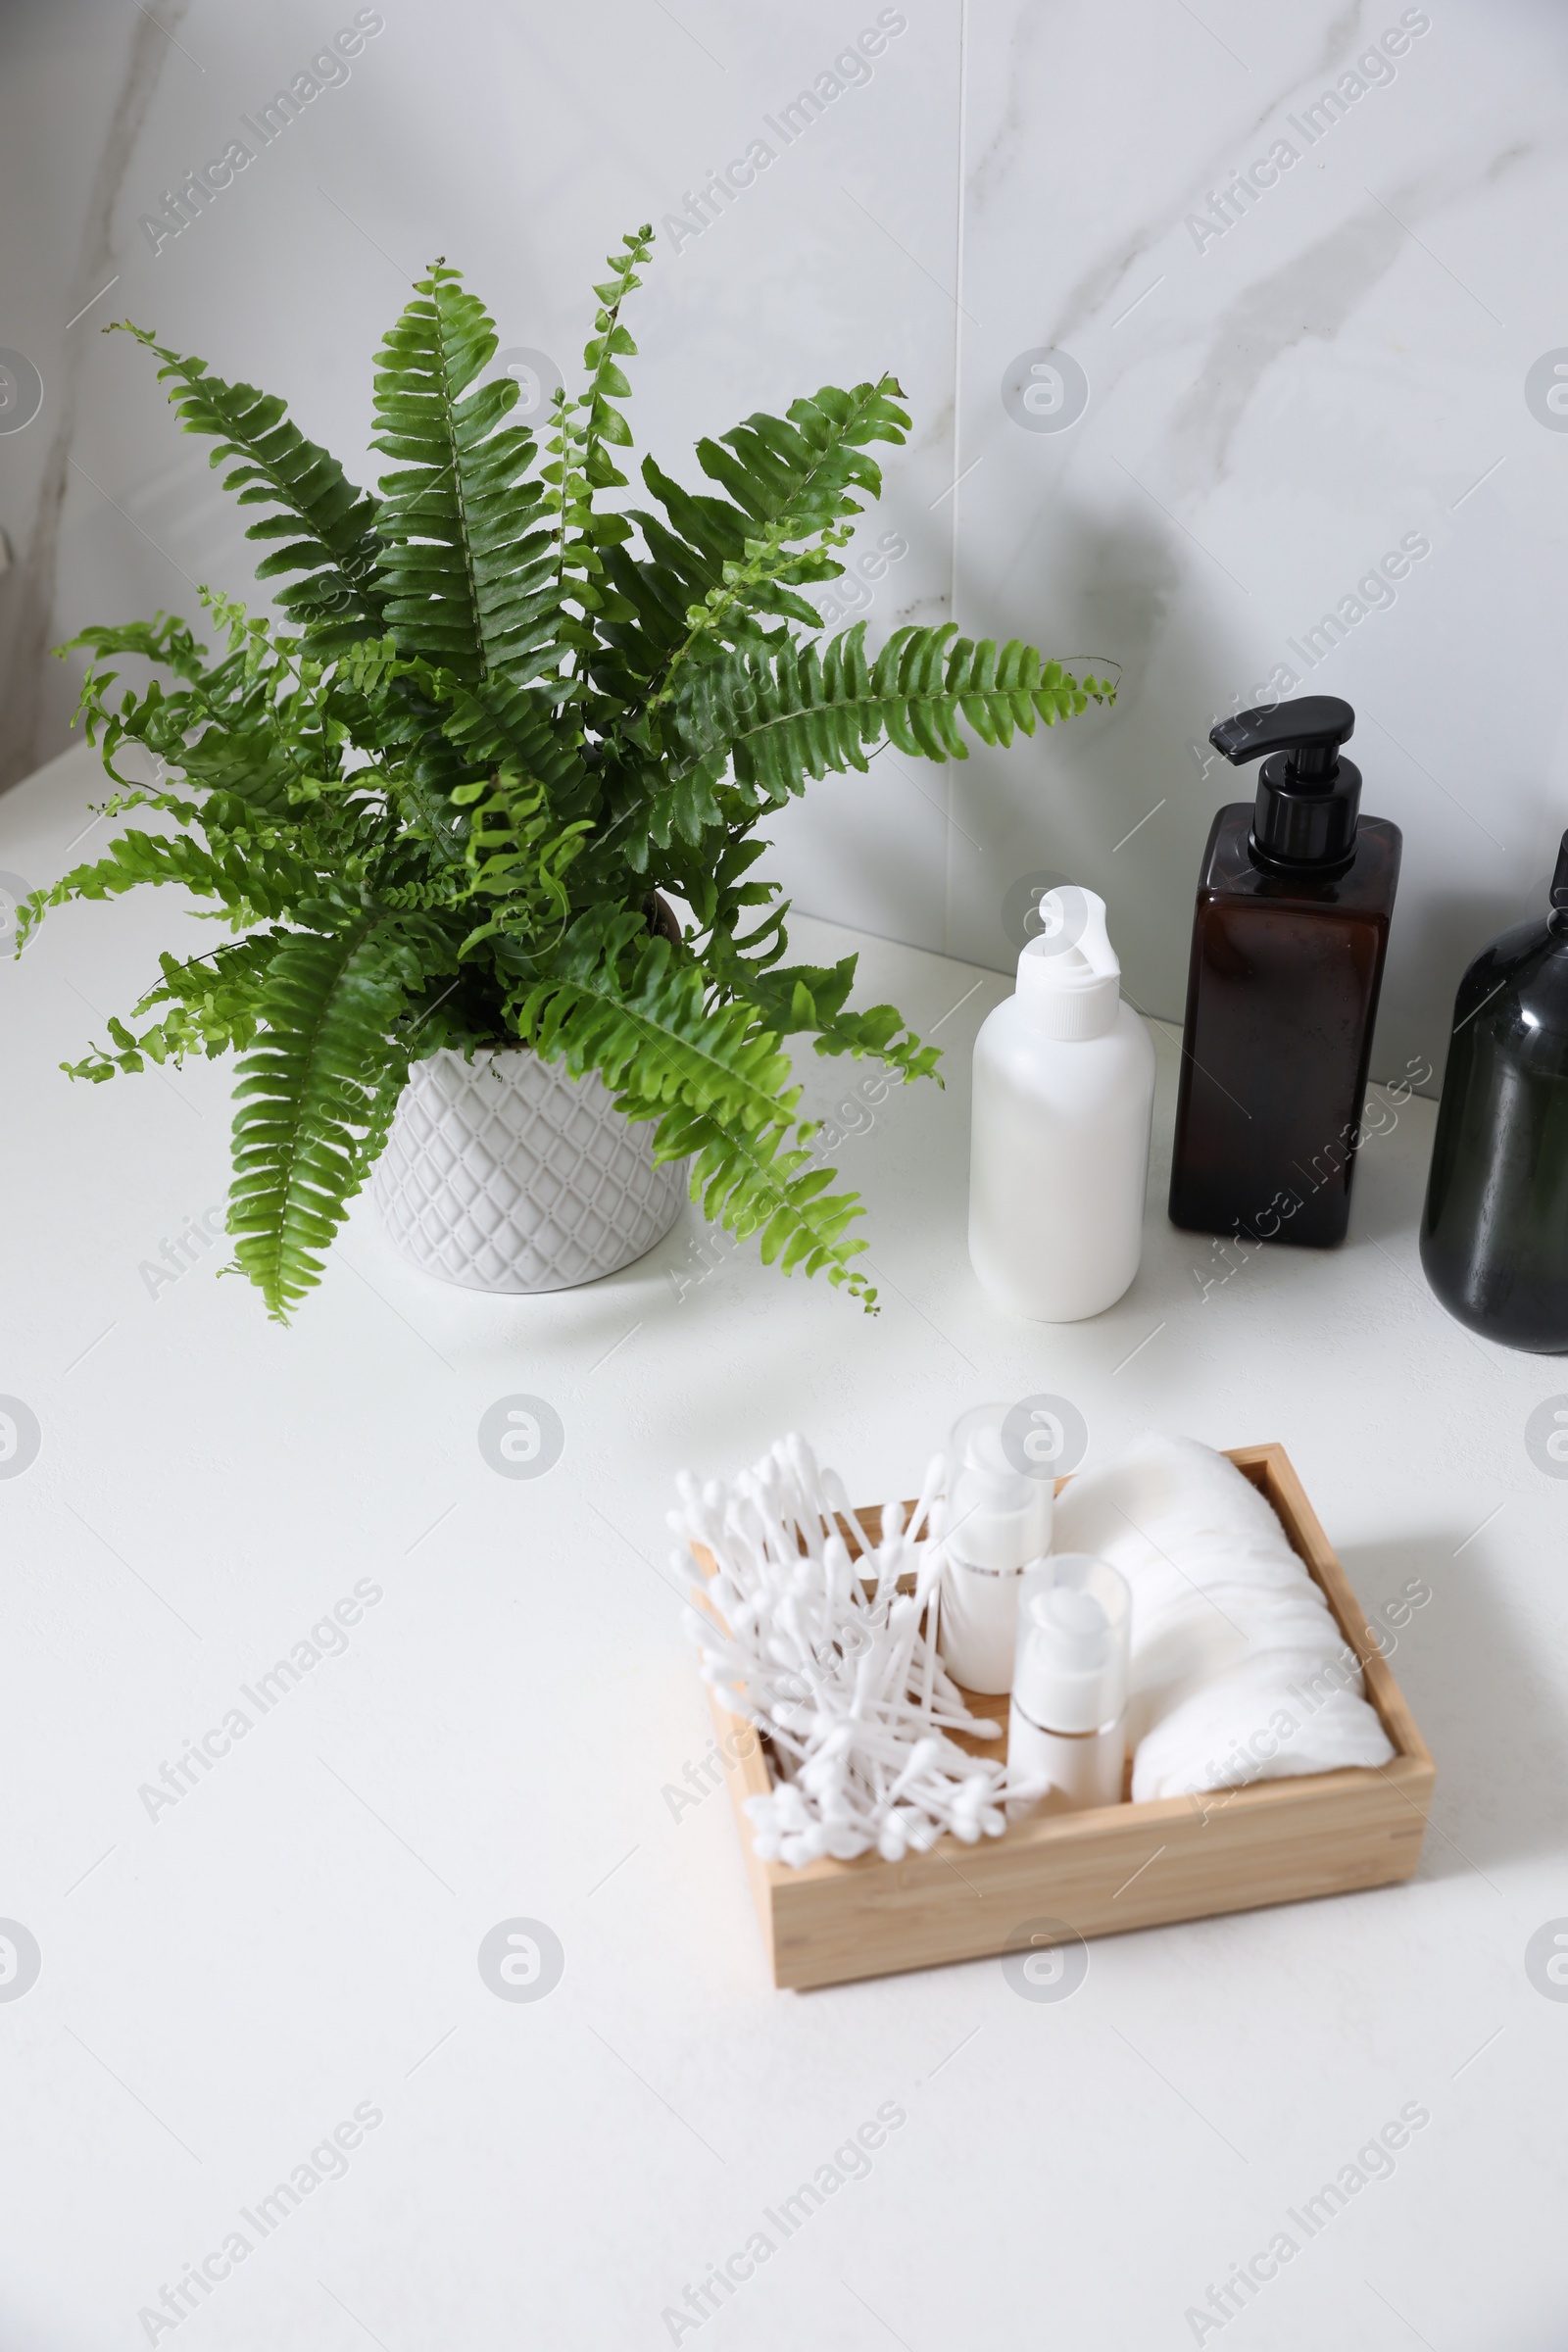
[3, 743, 1564, 2352]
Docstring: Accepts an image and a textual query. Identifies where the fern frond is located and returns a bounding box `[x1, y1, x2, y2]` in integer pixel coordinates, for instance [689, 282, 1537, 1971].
[437, 674, 593, 812]
[356, 1042, 416, 1186]
[64, 605, 362, 838]
[65, 612, 212, 688]
[229, 924, 409, 1318]
[735, 956, 942, 1082]
[449, 762, 592, 956]
[578, 225, 654, 497]
[651, 1098, 875, 1304]
[626, 377, 910, 692]
[515, 922, 797, 1129]
[513, 923, 876, 1302]
[62, 933, 285, 1079]
[370, 262, 557, 687]
[18, 829, 316, 948]
[114, 323, 383, 653]
[332, 641, 595, 852]
[660, 623, 1114, 827]
[535, 224, 653, 679]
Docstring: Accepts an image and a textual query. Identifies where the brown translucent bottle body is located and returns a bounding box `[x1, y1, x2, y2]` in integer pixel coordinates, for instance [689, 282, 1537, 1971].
[1168, 695, 1402, 1249]
[1167, 807, 1402, 1247]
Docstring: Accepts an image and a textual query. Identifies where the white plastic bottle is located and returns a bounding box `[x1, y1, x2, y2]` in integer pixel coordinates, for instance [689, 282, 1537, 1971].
[968, 888, 1155, 1321]
[937, 1402, 1054, 1694]
[1008, 1553, 1132, 1811]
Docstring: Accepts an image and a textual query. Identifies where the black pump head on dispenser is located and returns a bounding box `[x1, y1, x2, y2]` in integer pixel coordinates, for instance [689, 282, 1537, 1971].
[1551, 830, 1568, 918]
[1208, 695, 1361, 872]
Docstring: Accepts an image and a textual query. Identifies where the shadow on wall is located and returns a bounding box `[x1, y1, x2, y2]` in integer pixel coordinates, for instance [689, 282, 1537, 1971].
[950, 496, 1248, 1022]
[953, 495, 1560, 1096]
[1041, 500, 1187, 737]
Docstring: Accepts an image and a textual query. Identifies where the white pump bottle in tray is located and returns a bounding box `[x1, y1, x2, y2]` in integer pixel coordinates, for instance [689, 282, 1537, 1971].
[968, 887, 1155, 1321]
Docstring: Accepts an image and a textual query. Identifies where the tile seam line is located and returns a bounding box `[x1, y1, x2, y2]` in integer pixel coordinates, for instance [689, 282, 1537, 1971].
[946, 0, 970, 961]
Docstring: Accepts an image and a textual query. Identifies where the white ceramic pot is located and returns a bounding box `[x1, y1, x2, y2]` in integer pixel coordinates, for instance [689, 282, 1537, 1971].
[371, 1047, 686, 1294]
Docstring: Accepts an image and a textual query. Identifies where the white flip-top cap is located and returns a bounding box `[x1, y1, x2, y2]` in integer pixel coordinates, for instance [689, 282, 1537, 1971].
[1016, 888, 1121, 1040]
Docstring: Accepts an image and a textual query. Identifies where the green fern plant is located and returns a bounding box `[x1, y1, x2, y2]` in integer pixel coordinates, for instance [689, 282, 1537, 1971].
[21, 230, 1113, 1319]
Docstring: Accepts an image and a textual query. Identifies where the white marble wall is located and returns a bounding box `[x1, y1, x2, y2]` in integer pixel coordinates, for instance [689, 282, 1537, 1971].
[2, 0, 1565, 1080]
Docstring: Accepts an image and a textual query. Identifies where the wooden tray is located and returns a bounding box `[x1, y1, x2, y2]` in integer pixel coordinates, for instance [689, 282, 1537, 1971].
[693, 1443, 1435, 1991]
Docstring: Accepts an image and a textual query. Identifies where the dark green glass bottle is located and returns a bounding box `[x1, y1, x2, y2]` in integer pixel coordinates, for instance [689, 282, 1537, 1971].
[1419, 833, 1568, 1351]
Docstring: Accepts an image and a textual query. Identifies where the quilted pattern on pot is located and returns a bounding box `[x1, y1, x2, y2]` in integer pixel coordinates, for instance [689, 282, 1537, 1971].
[371, 1048, 685, 1293]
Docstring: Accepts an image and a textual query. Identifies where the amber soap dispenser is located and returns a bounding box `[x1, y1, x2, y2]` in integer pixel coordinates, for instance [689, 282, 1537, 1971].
[1168, 695, 1401, 1249]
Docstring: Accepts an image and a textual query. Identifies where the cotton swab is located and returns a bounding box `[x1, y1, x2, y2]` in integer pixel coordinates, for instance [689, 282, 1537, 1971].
[671, 1433, 1038, 1867]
